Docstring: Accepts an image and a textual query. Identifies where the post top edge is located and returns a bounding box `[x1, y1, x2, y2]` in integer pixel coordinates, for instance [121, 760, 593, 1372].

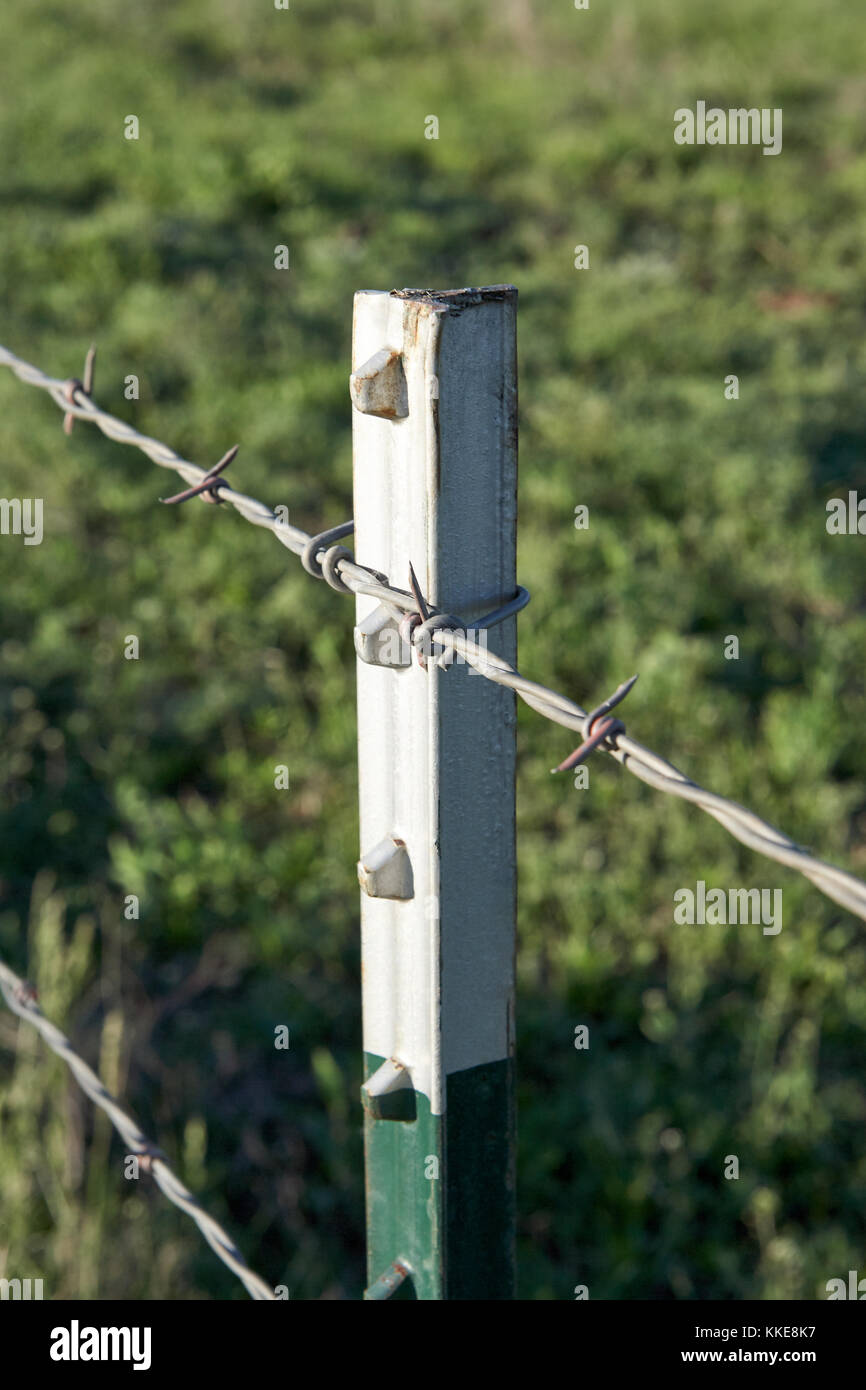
[390, 284, 517, 308]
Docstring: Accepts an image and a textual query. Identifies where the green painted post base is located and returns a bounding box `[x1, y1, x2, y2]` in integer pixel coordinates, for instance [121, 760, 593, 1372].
[363, 1053, 515, 1300]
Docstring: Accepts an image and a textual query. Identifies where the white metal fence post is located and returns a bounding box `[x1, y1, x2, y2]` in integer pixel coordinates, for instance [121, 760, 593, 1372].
[351, 286, 518, 1299]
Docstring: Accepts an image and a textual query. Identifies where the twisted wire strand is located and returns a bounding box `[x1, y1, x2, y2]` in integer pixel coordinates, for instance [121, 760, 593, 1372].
[1, 340, 865, 927]
[0, 959, 276, 1302]
[442, 635, 866, 921]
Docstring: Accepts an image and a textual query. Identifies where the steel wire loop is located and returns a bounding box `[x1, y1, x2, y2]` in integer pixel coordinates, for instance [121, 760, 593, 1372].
[301, 520, 356, 593]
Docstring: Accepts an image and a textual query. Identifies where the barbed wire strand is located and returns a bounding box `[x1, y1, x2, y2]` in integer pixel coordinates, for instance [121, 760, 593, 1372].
[1, 339, 865, 930]
[0, 958, 277, 1302]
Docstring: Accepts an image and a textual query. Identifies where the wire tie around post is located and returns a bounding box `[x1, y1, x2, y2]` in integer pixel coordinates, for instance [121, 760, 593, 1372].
[402, 564, 530, 670]
[301, 520, 356, 593]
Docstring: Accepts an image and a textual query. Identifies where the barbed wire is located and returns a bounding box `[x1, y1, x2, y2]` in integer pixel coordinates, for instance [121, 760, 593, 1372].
[2, 339, 865, 929]
[0, 957, 277, 1301]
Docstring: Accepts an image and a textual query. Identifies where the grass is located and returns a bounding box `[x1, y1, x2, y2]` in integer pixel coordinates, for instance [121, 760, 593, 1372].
[1, 0, 866, 1299]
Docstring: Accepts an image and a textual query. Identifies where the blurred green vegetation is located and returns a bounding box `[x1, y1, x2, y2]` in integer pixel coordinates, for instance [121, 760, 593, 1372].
[1, 0, 866, 1299]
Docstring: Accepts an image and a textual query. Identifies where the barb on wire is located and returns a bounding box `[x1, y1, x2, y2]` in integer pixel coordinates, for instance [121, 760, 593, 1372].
[401, 563, 464, 670]
[63, 343, 96, 436]
[553, 674, 639, 773]
[407, 562, 429, 621]
[161, 444, 239, 505]
[2, 340, 866, 927]
[0, 957, 276, 1302]
[400, 563, 431, 667]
